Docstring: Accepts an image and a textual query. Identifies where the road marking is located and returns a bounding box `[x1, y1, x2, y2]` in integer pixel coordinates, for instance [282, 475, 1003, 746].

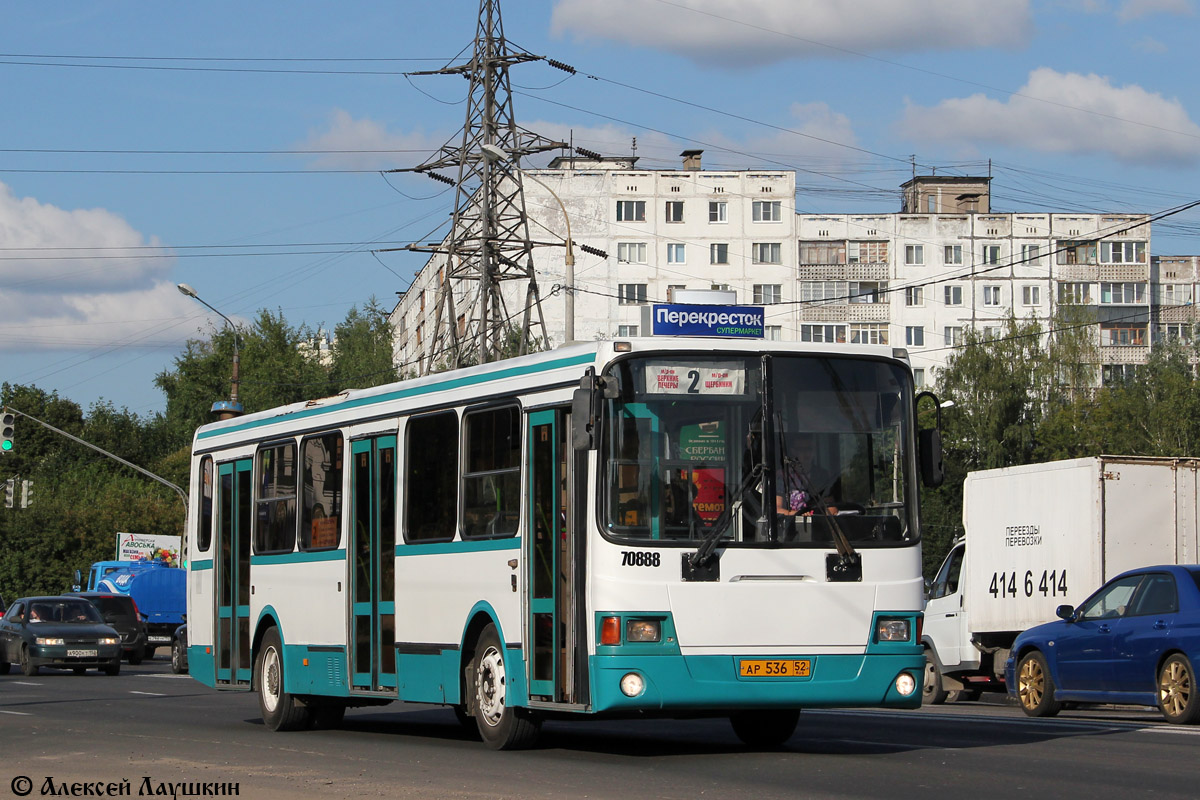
[11, 681, 42, 686]
[1137, 726, 1200, 737]
[139, 673, 192, 679]
[0, 710, 32, 716]
[129, 690, 166, 697]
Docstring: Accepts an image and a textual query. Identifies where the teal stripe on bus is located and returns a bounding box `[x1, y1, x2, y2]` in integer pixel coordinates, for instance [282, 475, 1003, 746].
[250, 550, 347, 566]
[396, 538, 520, 557]
[190, 560, 214, 571]
[196, 351, 596, 441]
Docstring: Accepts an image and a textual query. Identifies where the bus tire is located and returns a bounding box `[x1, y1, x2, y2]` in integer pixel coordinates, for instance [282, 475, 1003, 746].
[471, 624, 540, 750]
[256, 627, 312, 732]
[729, 709, 800, 748]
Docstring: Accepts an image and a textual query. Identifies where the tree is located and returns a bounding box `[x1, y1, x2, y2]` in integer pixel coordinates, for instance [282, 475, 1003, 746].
[328, 297, 397, 391]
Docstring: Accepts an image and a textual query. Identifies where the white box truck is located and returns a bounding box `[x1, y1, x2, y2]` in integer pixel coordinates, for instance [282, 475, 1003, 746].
[922, 455, 1200, 703]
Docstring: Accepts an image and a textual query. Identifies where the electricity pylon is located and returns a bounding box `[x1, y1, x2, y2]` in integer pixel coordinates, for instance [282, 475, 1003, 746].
[388, 0, 567, 373]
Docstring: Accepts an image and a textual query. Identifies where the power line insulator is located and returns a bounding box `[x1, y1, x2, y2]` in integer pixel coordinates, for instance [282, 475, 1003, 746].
[424, 172, 456, 186]
[546, 59, 576, 74]
[578, 243, 608, 258]
[574, 147, 603, 160]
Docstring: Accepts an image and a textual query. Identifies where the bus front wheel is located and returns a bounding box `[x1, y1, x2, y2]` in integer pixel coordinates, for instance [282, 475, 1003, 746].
[471, 624, 540, 750]
[256, 627, 312, 731]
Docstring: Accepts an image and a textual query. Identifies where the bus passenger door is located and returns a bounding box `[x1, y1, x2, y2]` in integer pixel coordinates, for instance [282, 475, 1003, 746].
[349, 436, 398, 693]
[527, 409, 587, 705]
[216, 459, 252, 687]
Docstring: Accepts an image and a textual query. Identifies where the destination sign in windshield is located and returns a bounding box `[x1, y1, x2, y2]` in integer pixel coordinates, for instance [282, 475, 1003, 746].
[644, 362, 746, 395]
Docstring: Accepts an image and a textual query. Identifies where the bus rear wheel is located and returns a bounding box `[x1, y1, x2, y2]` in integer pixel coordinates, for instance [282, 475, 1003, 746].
[256, 627, 312, 731]
[472, 624, 540, 750]
[729, 709, 800, 748]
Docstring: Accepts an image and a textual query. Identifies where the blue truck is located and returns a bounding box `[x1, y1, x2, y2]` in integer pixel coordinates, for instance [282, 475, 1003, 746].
[76, 560, 186, 656]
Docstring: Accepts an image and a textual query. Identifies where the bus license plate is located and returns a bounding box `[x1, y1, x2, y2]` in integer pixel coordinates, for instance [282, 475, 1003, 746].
[739, 659, 811, 678]
[68, 649, 97, 658]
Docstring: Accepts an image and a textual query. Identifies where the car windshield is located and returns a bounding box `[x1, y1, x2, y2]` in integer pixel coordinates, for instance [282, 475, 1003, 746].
[85, 596, 136, 621]
[29, 600, 104, 624]
[601, 353, 916, 547]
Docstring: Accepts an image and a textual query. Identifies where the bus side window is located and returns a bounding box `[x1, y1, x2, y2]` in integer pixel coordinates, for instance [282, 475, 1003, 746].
[300, 432, 343, 550]
[405, 411, 459, 543]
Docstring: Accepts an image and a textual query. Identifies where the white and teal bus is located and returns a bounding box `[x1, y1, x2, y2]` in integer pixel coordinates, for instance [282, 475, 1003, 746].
[184, 334, 941, 749]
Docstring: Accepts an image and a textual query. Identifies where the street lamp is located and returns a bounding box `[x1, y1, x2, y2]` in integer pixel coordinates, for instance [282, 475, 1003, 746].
[479, 143, 576, 345]
[177, 283, 244, 419]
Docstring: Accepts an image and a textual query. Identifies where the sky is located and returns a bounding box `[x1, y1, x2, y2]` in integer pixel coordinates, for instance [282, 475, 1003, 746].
[2, 0, 1198, 416]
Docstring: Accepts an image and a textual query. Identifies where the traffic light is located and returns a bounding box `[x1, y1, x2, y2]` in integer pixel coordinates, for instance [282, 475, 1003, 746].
[20, 479, 32, 509]
[3, 478, 13, 509]
[0, 411, 13, 453]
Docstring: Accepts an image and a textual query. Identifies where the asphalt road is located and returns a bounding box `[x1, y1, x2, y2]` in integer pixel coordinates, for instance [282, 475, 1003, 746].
[1, 657, 1196, 800]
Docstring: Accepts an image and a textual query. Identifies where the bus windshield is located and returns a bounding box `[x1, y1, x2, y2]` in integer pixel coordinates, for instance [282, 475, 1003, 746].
[601, 353, 916, 548]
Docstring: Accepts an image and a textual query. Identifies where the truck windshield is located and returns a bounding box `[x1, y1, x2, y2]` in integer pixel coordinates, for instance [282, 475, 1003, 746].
[601, 353, 916, 547]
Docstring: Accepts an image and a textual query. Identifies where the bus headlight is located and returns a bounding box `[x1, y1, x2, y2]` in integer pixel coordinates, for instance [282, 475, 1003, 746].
[626, 619, 661, 643]
[876, 618, 911, 642]
[620, 672, 645, 697]
[895, 672, 917, 697]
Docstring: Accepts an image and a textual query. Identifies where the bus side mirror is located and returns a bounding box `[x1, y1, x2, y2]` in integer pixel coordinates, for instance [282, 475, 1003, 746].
[915, 391, 945, 488]
[571, 387, 594, 451]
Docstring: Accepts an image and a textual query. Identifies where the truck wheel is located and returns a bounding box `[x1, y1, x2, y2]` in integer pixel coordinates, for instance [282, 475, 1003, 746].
[922, 651, 948, 705]
[729, 710, 800, 747]
[1016, 651, 1061, 717]
[256, 627, 312, 731]
[20, 646, 38, 677]
[471, 624, 540, 750]
[128, 647, 144, 666]
[1158, 654, 1200, 724]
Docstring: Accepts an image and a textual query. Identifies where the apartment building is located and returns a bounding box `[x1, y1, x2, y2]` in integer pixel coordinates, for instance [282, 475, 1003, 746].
[390, 156, 1162, 387]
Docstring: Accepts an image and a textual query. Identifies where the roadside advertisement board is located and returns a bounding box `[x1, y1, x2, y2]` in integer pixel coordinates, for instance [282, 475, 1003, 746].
[116, 532, 182, 566]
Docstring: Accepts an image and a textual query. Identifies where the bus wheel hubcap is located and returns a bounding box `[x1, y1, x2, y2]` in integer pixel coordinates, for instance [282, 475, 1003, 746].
[262, 647, 281, 713]
[477, 646, 506, 726]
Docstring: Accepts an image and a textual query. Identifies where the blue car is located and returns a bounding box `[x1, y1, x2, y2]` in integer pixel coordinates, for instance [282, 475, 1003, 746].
[1007, 565, 1200, 724]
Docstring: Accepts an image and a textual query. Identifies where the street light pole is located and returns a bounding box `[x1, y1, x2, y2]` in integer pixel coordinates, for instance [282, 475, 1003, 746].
[177, 283, 244, 419]
[480, 143, 575, 345]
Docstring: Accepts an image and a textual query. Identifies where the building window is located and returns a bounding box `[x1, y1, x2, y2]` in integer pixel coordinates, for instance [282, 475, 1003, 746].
[982, 325, 1001, 341]
[913, 368, 926, 388]
[752, 200, 782, 222]
[944, 285, 963, 306]
[710, 243, 729, 265]
[905, 287, 924, 307]
[800, 280, 847, 303]
[849, 323, 888, 345]
[1161, 284, 1192, 306]
[983, 245, 1001, 265]
[665, 201, 684, 223]
[800, 324, 846, 343]
[1102, 364, 1138, 385]
[800, 240, 847, 264]
[667, 285, 686, 302]
[752, 242, 781, 264]
[1158, 323, 1193, 342]
[616, 200, 646, 222]
[765, 325, 782, 341]
[753, 284, 782, 304]
[1021, 244, 1041, 265]
[906, 326, 925, 347]
[1102, 325, 1146, 346]
[1022, 285, 1041, 306]
[1100, 282, 1146, 304]
[1059, 282, 1093, 304]
[1057, 241, 1097, 265]
[709, 201, 727, 223]
[618, 283, 647, 305]
[616, 242, 647, 264]
[983, 285, 1002, 306]
[905, 245, 924, 265]
[1101, 241, 1146, 264]
[850, 281, 887, 304]
[617, 325, 639, 337]
[944, 326, 964, 347]
[848, 241, 888, 263]
[944, 245, 963, 265]
[667, 243, 686, 264]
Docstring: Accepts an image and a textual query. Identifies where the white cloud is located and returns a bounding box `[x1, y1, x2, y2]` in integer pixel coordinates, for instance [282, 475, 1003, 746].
[297, 109, 444, 170]
[896, 68, 1200, 166]
[1134, 35, 1169, 53]
[1118, 0, 1193, 20]
[550, 0, 1033, 66]
[0, 182, 205, 352]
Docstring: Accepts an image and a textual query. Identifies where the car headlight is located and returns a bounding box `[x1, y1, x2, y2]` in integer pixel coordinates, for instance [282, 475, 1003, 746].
[98, 637, 120, 646]
[35, 637, 65, 646]
[876, 617, 911, 642]
[625, 619, 661, 643]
